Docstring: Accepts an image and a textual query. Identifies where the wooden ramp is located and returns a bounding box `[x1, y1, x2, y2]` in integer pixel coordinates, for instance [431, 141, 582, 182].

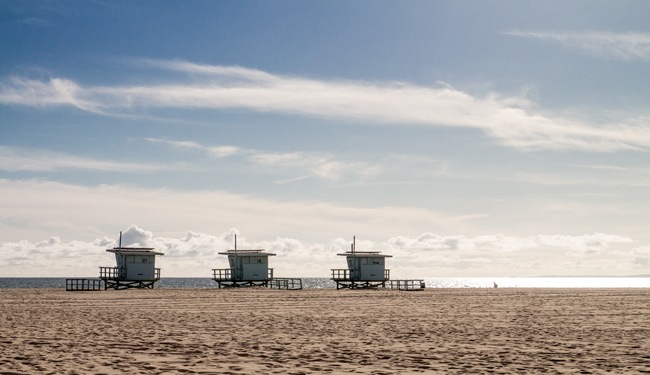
[387, 279, 426, 291]
[66, 279, 104, 291]
[267, 278, 303, 290]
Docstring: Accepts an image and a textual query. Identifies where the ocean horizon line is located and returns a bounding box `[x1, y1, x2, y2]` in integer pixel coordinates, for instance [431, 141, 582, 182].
[1, 276, 650, 289]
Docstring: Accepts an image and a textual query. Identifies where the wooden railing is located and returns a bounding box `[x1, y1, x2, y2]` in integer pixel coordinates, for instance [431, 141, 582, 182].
[212, 268, 274, 281]
[331, 269, 351, 281]
[268, 278, 303, 290]
[99, 267, 123, 280]
[99, 267, 161, 281]
[212, 268, 233, 281]
[331, 269, 390, 281]
[387, 279, 425, 291]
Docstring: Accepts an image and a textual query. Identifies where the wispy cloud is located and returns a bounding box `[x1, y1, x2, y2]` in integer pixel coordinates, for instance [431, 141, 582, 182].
[506, 30, 650, 61]
[144, 138, 205, 151]
[0, 76, 101, 112]
[18, 17, 52, 27]
[145, 138, 380, 182]
[0, 146, 168, 172]
[145, 138, 446, 183]
[2, 60, 650, 152]
[249, 151, 380, 182]
[145, 138, 244, 158]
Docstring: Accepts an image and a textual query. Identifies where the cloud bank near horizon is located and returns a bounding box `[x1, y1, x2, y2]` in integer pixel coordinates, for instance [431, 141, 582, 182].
[0, 224, 644, 278]
[2, 60, 649, 152]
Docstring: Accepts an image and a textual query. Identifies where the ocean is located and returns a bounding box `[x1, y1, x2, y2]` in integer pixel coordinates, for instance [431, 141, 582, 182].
[0, 277, 649, 289]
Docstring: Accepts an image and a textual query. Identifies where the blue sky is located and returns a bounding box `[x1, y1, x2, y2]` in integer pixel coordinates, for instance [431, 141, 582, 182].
[1, 1, 650, 277]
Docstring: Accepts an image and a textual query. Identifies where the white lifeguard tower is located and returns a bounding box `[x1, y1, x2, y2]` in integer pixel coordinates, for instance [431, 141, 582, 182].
[99, 232, 164, 290]
[212, 234, 302, 289]
[331, 237, 391, 289]
[332, 237, 425, 290]
[212, 234, 275, 288]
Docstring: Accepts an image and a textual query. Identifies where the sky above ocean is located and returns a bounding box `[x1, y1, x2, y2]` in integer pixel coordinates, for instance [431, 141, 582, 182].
[1, 1, 649, 278]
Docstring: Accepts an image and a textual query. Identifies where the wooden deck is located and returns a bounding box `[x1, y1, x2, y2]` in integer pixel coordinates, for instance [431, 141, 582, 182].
[99, 267, 161, 290]
[212, 268, 275, 288]
[212, 269, 302, 290]
[331, 269, 424, 290]
[331, 269, 391, 289]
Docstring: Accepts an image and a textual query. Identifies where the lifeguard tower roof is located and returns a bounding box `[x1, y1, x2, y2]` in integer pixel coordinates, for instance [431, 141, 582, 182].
[336, 251, 392, 257]
[107, 247, 164, 256]
[218, 249, 276, 256]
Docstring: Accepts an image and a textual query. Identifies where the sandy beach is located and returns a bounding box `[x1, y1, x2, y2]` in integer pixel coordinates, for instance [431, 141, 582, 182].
[1, 288, 649, 374]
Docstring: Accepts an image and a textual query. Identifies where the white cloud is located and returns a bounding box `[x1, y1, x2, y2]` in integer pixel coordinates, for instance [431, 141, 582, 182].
[506, 30, 650, 61]
[119, 224, 153, 247]
[145, 138, 386, 182]
[536, 233, 632, 251]
[0, 225, 643, 278]
[386, 232, 631, 254]
[145, 138, 243, 157]
[248, 150, 379, 182]
[383, 232, 639, 277]
[209, 146, 242, 158]
[0, 145, 169, 172]
[144, 138, 205, 151]
[0, 76, 100, 112]
[2, 60, 649, 152]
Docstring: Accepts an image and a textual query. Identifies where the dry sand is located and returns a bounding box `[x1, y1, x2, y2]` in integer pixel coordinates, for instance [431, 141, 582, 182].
[1, 288, 649, 374]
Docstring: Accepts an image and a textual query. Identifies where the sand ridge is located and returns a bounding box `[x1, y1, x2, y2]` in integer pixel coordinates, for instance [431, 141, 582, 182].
[1, 288, 649, 374]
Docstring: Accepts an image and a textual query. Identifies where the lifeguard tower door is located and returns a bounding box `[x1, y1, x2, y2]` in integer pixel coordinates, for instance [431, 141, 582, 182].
[347, 256, 360, 280]
[228, 256, 242, 280]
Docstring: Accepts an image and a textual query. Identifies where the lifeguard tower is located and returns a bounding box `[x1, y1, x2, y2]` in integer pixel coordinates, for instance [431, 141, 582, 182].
[332, 237, 425, 290]
[99, 232, 164, 290]
[212, 235, 302, 289]
[331, 236, 391, 289]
